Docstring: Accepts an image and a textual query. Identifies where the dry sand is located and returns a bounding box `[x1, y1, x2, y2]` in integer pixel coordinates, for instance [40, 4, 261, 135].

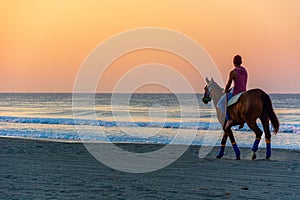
[0, 138, 299, 199]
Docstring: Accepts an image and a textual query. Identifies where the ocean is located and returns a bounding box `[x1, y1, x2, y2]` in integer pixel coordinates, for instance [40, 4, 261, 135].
[0, 93, 300, 150]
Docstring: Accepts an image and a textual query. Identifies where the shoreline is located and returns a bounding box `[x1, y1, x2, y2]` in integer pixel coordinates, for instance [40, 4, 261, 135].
[1, 135, 300, 151]
[0, 137, 299, 199]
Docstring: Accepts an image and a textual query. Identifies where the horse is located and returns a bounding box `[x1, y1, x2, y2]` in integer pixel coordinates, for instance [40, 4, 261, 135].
[202, 78, 279, 160]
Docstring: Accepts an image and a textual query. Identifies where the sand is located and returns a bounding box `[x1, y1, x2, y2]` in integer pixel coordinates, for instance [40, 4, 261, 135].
[0, 137, 299, 199]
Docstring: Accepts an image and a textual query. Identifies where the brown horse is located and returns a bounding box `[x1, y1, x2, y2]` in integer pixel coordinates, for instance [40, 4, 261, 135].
[202, 78, 279, 160]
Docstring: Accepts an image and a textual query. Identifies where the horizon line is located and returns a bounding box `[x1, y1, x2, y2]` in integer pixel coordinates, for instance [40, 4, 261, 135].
[0, 92, 300, 95]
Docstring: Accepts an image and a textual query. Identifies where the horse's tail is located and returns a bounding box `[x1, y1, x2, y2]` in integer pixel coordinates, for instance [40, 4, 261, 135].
[261, 91, 279, 134]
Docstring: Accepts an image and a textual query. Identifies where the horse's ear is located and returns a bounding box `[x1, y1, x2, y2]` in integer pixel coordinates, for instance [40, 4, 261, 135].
[205, 77, 210, 84]
[211, 78, 214, 82]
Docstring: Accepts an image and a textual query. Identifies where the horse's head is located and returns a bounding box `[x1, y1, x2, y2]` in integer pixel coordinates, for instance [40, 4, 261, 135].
[202, 78, 221, 104]
[202, 85, 211, 104]
[202, 78, 214, 104]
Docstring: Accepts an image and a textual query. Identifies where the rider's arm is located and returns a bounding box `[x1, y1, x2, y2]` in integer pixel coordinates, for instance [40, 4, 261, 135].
[225, 70, 236, 93]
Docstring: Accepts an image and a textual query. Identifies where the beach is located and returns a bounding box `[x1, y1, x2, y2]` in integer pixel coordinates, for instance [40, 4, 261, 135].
[0, 138, 299, 199]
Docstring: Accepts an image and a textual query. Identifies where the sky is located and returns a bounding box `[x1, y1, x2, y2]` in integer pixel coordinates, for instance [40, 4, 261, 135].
[0, 0, 300, 93]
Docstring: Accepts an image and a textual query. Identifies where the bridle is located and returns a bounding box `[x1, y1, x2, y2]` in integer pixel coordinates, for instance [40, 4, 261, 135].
[207, 82, 218, 92]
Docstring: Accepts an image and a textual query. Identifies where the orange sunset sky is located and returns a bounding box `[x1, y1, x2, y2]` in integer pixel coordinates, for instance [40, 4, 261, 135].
[0, 0, 300, 93]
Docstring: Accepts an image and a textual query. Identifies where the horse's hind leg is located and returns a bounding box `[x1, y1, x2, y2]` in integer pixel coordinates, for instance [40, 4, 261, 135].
[261, 119, 272, 159]
[247, 121, 263, 160]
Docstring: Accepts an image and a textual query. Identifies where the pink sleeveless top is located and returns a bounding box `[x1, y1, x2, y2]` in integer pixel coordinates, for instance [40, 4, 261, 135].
[233, 66, 248, 95]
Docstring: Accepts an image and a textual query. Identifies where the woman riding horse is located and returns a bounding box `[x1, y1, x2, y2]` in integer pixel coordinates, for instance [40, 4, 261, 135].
[203, 78, 279, 160]
[224, 55, 248, 130]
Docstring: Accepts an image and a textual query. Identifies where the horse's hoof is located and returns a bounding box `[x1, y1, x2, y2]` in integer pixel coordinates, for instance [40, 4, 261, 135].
[236, 157, 241, 160]
[216, 152, 224, 159]
[266, 151, 271, 159]
[216, 154, 223, 159]
[251, 151, 256, 160]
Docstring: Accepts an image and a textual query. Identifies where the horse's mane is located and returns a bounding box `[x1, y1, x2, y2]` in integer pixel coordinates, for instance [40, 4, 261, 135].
[207, 80, 223, 95]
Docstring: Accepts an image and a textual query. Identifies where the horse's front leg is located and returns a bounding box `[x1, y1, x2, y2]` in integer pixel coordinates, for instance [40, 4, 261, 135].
[227, 129, 241, 160]
[216, 132, 228, 158]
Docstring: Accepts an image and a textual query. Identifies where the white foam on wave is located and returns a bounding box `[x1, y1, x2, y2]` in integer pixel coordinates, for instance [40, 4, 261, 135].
[0, 116, 299, 133]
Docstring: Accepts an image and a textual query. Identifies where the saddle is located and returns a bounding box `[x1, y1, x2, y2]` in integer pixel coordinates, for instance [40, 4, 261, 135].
[217, 91, 245, 120]
[227, 92, 245, 107]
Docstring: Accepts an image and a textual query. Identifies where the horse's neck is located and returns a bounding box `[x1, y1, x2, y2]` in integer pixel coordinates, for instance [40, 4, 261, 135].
[211, 87, 225, 125]
[212, 96, 221, 109]
[211, 86, 223, 108]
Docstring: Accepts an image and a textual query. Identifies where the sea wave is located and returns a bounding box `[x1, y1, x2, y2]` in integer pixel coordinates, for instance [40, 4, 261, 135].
[0, 116, 299, 134]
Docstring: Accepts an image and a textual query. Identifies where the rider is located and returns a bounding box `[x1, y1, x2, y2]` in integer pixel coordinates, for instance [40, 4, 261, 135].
[224, 55, 248, 129]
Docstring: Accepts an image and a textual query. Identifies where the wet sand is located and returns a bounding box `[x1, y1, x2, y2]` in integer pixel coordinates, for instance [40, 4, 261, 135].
[0, 138, 299, 199]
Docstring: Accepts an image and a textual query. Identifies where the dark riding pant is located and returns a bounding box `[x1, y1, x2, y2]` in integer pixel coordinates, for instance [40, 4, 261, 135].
[226, 92, 234, 121]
